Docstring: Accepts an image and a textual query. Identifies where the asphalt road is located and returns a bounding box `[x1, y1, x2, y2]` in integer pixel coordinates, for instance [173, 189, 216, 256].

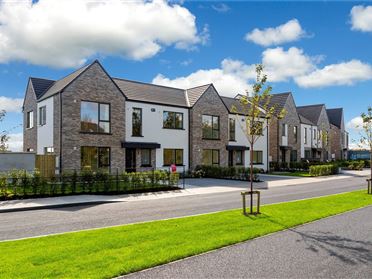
[124, 205, 372, 279]
[0, 175, 367, 241]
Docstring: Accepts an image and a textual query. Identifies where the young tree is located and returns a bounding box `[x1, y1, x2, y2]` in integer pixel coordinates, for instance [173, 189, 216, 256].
[0, 110, 9, 152]
[232, 64, 286, 214]
[356, 106, 372, 179]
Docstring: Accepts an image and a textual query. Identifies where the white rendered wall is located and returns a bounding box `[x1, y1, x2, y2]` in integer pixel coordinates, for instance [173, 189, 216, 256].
[125, 101, 189, 171]
[228, 115, 268, 171]
[300, 123, 312, 158]
[37, 97, 54, 155]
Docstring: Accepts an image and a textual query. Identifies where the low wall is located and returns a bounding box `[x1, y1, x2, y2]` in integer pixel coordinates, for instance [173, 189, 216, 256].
[0, 152, 35, 172]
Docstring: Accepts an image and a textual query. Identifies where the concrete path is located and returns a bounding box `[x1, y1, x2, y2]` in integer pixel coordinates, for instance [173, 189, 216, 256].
[123, 206, 372, 279]
[0, 174, 367, 241]
[1, 169, 368, 213]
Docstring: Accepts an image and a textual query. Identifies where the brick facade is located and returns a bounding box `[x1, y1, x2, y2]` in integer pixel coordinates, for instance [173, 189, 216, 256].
[59, 62, 126, 172]
[23, 80, 37, 152]
[189, 86, 229, 169]
[317, 106, 331, 161]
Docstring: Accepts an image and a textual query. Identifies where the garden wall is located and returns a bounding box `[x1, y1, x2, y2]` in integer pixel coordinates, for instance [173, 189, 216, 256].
[0, 152, 35, 172]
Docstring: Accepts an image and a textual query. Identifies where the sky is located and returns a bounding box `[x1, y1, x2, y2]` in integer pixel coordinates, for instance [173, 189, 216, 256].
[0, 0, 371, 151]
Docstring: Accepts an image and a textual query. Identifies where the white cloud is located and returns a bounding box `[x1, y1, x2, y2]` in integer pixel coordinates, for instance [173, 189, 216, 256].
[0, 0, 205, 68]
[295, 60, 372, 88]
[350, 5, 372, 32]
[262, 47, 315, 82]
[153, 58, 256, 97]
[0, 96, 23, 113]
[347, 116, 364, 131]
[212, 3, 230, 13]
[7, 133, 23, 152]
[245, 19, 306, 46]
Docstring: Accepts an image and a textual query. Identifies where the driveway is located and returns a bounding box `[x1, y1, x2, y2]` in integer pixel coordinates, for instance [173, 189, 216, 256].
[124, 206, 372, 279]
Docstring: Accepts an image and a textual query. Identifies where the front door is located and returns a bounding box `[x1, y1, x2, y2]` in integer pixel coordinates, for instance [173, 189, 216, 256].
[281, 149, 286, 163]
[125, 148, 136, 172]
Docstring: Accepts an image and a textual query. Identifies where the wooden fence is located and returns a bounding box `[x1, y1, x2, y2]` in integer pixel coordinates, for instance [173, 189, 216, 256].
[35, 155, 56, 177]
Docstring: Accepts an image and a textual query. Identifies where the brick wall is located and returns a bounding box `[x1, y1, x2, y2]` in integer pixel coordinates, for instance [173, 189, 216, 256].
[23, 81, 37, 152]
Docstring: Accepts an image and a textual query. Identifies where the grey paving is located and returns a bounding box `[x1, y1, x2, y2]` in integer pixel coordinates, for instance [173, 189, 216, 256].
[124, 206, 372, 279]
[0, 175, 367, 241]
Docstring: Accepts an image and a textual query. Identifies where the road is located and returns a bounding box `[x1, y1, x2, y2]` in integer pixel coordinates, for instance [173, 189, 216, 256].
[124, 206, 372, 279]
[0, 175, 367, 241]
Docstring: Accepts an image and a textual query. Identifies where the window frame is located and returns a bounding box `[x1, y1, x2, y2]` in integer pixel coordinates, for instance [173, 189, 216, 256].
[163, 111, 184, 130]
[293, 126, 298, 143]
[26, 110, 34, 129]
[202, 149, 220, 166]
[229, 118, 236, 141]
[132, 107, 143, 137]
[81, 146, 111, 170]
[202, 114, 220, 140]
[282, 124, 286, 136]
[141, 149, 152, 167]
[39, 106, 46, 126]
[304, 127, 308, 144]
[163, 149, 184, 166]
[252, 151, 263, 164]
[80, 100, 111, 134]
[235, 150, 243, 165]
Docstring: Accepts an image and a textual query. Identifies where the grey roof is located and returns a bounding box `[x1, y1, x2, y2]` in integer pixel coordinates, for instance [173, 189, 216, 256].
[267, 92, 291, 113]
[39, 64, 91, 101]
[113, 78, 188, 107]
[298, 112, 314, 125]
[327, 108, 343, 128]
[221, 96, 266, 117]
[186, 84, 211, 107]
[29, 77, 55, 99]
[297, 104, 324, 125]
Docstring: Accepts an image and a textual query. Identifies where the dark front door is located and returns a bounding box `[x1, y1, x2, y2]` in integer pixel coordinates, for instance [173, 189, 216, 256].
[281, 149, 286, 163]
[126, 148, 136, 172]
[228, 151, 234, 167]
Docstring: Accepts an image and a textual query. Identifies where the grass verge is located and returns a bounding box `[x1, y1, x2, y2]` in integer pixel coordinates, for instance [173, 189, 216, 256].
[0, 190, 371, 279]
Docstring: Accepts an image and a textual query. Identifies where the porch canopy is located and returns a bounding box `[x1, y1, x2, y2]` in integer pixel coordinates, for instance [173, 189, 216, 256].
[121, 141, 161, 149]
[226, 145, 250, 151]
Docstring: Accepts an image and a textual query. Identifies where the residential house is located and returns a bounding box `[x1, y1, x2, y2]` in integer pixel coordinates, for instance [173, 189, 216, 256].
[23, 60, 269, 173]
[268, 92, 301, 164]
[327, 108, 348, 160]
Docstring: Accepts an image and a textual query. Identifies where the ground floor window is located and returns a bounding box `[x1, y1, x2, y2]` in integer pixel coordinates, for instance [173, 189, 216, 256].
[252, 151, 263, 164]
[202, 149, 219, 166]
[290, 150, 297, 162]
[141, 149, 151, 167]
[305, 150, 311, 159]
[81, 146, 110, 170]
[163, 149, 183, 166]
[235, 150, 243, 165]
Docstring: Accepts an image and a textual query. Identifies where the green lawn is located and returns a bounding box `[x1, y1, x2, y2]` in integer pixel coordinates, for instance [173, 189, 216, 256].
[0, 191, 371, 279]
[270, 171, 312, 177]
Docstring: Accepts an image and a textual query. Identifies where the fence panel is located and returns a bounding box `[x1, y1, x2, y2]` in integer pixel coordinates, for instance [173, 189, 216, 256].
[35, 155, 56, 178]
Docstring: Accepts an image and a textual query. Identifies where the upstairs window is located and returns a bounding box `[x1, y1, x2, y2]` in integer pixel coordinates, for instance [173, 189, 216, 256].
[202, 115, 220, 139]
[132, 108, 142, 136]
[304, 127, 308, 144]
[26, 111, 34, 129]
[282, 124, 287, 136]
[293, 126, 298, 143]
[229, 118, 236, 141]
[81, 101, 110, 133]
[163, 111, 183, 129]
[39, 106, 46, 126]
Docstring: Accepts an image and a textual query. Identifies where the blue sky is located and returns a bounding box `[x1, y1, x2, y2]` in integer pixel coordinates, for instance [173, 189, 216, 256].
[0, 0, 371, 150]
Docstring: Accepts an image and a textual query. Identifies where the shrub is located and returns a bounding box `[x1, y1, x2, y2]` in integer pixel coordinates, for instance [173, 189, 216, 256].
[194, 165, 260, 181]
[347, 160, 364, 171]
[309, 164, 339, 176]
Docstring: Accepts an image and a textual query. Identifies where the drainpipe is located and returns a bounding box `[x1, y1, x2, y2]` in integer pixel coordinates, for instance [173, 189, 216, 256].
[59, 91, 62, 174]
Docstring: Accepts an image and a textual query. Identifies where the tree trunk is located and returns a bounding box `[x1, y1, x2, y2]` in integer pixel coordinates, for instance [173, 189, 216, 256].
[370, 148, 372, 180]
[250, 142, 254, 214]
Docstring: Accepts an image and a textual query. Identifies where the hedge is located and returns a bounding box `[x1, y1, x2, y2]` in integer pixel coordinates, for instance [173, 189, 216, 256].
[309, 164, 339, 177]
[192, 165, 261, 181]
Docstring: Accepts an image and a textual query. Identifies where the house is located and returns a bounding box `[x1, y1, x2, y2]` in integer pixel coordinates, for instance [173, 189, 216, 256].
[23, 60, 269, 173]
[327, 108, 348, 160]
[268, 92, 301, 164]
[297, 104, 331, 161]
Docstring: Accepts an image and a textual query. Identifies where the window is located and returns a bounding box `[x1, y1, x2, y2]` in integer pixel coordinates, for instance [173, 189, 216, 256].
[281, 124, 286, 136]
[305, 150, 311, 159]
[81, 147, 110, 170]
[202, 115, 220, 139]
[132, 108, 142, 136]
[81, 101, 110, 133]
[252, 151, 263, 164]
[163, 149, 183, 166]
[313, 129, 316, 140]
[293, 126, 298, 143]
[304, 127, 308, 144]
[290, 150, 297, 162]
[202, 149, 219, 166]
[229, 118, 235, 141]
[39, 106, 46, 126]
[26, 111, 33, 129]
[236, 150, 243, 165]
[141, 149, 151, 167]
[163, 111, 183, 129]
